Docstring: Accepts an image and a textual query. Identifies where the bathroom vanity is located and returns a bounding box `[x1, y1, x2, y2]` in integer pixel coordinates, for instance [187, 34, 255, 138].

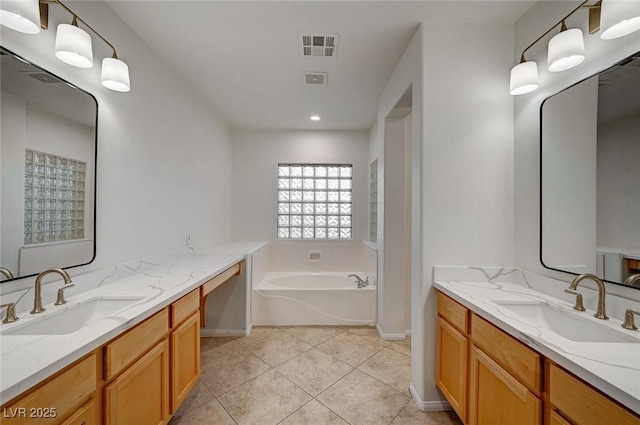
[434, 269, 640, 425]
[0, 251, 248, 425]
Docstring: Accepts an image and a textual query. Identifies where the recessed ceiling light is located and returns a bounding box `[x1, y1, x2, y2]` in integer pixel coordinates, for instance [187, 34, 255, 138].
[310, 115, 321, 121]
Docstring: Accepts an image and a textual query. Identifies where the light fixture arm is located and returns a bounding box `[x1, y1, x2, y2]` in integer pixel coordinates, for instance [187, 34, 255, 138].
[39, 0, 119, 58]
[518, 0, 591, 62]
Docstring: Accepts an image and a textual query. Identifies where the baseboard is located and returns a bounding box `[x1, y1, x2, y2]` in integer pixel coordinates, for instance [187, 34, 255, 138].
[409, 383, 452, 411]
[376, 323, 407, 340]
[200, 324, 252, 337]
[405, 330, 411, 336]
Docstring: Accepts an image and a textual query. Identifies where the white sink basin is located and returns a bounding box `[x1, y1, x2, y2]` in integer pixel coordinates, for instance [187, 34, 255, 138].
[3, 297, 144, 336]
[495, 301, 640, 344]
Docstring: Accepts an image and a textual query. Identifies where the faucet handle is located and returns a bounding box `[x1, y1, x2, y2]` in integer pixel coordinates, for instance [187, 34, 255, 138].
[0, 303, 19, 324]
[622, 309, 640, 331]
[564, 289, 586, 311]
[54, 284, 75, 306]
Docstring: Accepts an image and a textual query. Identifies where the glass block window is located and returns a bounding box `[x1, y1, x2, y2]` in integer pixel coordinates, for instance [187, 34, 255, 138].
[24, 149, 86, 245]
[277, 164, 352, 240]
[370, 159, 378, 243]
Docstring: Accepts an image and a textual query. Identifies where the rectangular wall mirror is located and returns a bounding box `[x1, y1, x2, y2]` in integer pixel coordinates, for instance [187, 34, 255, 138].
[0, 46, 97, 282]
[541, 50, 640, 288]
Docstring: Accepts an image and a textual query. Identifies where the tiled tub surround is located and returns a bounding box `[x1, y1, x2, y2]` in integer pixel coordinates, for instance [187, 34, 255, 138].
[433, 266, 640, 416]
[0, 245, 263, 405]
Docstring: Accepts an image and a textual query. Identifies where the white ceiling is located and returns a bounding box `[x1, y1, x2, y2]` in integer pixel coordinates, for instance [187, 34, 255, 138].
[106, 1, 535, 130]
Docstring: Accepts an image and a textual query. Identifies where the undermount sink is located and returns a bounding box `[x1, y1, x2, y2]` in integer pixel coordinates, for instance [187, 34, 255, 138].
[3, 296, 144, 336]
[495, 301, 640, 344]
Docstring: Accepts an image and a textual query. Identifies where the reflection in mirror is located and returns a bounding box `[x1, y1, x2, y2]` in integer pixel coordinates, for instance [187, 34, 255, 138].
[541, 51, 640, 288]
[0, 47, 96, 282]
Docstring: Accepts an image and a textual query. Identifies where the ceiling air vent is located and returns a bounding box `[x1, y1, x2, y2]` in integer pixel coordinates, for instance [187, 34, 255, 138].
[303, 72, 327, 85]
[300, 33, 339, 58]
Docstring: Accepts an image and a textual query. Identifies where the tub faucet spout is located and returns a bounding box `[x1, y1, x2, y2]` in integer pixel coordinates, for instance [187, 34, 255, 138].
[348, 274, 369, 288]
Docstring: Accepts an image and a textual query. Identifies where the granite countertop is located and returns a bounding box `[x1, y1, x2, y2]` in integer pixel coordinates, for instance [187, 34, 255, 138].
[434, 270, 640, 415]
[0, 246, 264, 405]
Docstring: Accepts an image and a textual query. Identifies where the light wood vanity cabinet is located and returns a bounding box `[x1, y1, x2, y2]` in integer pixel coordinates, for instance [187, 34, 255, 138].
[436, 290, 640, 425]
[103, 308, 170, 425]
[1, 262, 242, 425]
[104, 339, 170, 425]
[169, 289, 200, 413]
[436, 292, 469, 423]
[437, 291, 542, 425]
[0, 353, 99, 425]
[548, 363, 640, 425]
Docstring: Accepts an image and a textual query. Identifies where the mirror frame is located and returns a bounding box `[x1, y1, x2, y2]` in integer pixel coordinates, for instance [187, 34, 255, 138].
[1, 46, 98, 283]
[539, 50, 640, 287]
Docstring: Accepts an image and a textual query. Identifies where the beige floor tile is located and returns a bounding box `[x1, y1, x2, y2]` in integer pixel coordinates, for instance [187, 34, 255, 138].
[388, 337, 411, 357]
[276, 348, 353, 396]
[201, 338, 242, 365]
[358, 347, 412, 395]
[200, 341, 270, 396]
[201, 336, 240, 353]
[171, 380, 215, 417]
[237, 329, 312, 366]
[279, 400, 348, 425]
[280, 326, 345, 346]
[317, 331, 388, 367]
[317, 369, 410, 425]
[390, 400, 464, 425]
[344, 326, 388, 344]
[168, 399, 235, 425]
[217, 369, 311, 425]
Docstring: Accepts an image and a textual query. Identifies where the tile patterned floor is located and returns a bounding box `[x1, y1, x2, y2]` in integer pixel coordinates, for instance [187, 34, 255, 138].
[170, 326, 464, 425]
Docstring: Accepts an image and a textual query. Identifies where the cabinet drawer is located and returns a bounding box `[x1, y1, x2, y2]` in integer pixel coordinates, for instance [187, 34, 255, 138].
[549, 364, 640, 425]
[437, 291, 468, 334]
[59, 398, 97, 425]
[200, 262, 240, 297]
[105, 308, 169, 380]
[471, 313, 542, 395]
[171, 289, 199, 328]
[549, 410, 572, 425]
[1, 353, 97, 425]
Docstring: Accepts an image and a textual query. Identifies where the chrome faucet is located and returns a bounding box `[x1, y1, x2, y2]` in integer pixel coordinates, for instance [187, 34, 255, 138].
[32, 268, 72, 314]
[0, 267, 14, 281]
[623, 274, 640, 288]
[568, 273, 608, 320]
[348, 274, 370, 288]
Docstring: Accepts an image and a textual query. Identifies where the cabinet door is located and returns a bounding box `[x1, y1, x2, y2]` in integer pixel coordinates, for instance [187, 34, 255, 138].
[171, 312, 200, 413]
[104, 339, 170, 425]
[436, 316, 468, 423]
[468, 346, 541, 425]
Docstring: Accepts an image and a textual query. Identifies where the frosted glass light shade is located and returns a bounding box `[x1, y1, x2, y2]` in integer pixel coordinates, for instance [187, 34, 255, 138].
[548, 28, 585, 72]
[0, 0, 41, 34]
[55, 24, 93, 68]
[101, 57, 131, 92]
[600, 0, 640, 39]
[510, 61, 539, 95]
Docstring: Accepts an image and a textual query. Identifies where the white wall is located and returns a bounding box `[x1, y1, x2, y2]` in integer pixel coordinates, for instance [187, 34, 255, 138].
[0, 1, 232, 291]
[374, 21, 515, 408]
[597, 111, 640, 254]
[514, 0, 640, 301]
[230, 129, 369, 242]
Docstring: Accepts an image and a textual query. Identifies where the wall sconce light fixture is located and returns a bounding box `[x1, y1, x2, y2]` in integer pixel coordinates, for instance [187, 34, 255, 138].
[0, 0, 131, 92]
[510, 0, 640, 96]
